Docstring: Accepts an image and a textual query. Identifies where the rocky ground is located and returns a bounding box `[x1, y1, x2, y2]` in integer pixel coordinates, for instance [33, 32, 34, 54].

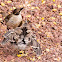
[0, 0, 62, 62]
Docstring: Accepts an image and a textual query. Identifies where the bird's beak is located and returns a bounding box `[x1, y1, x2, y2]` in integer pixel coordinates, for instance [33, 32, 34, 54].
[20, 7, 24, 11]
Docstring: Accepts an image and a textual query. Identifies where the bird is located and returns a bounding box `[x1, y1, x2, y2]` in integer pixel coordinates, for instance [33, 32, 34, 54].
[1, 20, 42, 56]
[3, 7, 24, 29]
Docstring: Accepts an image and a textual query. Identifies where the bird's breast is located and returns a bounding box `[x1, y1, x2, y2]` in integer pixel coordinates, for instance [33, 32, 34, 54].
[12, 14, 22, 22]
[6, 14, 22, 28]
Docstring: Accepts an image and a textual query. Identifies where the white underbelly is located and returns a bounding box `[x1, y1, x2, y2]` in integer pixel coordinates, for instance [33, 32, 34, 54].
[7, 14, 22, 28]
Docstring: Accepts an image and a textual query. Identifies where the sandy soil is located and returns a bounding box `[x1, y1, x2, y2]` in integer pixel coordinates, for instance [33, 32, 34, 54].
[0, 0, 62, 62]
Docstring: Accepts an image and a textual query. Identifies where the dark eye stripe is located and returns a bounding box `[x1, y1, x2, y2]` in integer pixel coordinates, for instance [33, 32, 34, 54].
[14, 12, 19, 15]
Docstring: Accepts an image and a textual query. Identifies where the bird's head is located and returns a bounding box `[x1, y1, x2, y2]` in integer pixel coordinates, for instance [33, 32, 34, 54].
[13, 7, 24, 15]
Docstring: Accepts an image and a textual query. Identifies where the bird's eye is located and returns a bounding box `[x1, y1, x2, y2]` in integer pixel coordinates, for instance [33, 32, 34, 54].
[15, 12, 19, 15]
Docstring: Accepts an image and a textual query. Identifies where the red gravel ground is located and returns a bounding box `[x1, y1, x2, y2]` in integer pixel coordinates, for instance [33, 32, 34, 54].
[0, 0, 62, 62]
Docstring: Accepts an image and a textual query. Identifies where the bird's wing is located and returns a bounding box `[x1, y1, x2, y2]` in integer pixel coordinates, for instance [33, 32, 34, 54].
[4, 14, 12, 22]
